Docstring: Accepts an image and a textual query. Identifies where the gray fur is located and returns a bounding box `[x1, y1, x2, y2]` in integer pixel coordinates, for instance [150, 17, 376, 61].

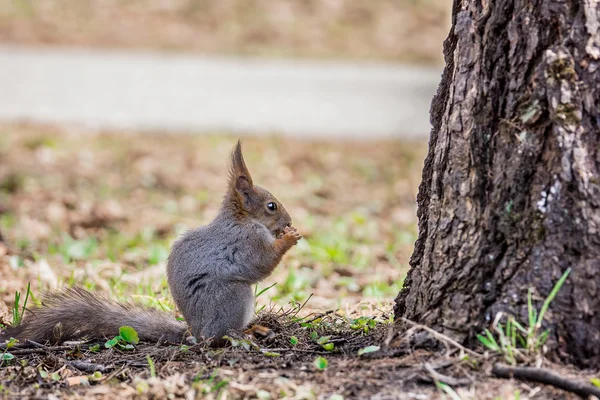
[167, 206, 287, 339]
[0, 287, 188, 344]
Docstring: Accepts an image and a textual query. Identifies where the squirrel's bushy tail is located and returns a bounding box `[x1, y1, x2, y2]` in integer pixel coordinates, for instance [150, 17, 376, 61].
[0, 287, 188, 344]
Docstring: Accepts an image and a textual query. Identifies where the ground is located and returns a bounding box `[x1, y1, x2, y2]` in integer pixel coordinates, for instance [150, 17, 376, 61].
[1, 125, 598, 399]
[0, 124, 423, 312]
[0, 0, 449, 63]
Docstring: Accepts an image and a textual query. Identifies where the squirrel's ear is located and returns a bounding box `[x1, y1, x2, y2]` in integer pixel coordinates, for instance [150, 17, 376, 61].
[229, 140, 254, 195]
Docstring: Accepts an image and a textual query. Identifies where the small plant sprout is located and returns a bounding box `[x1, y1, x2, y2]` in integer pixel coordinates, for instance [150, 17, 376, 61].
[222, 336, 260, 351]
[358, 345, 380, 356]
[315, 335, 335, 351]
[254, 282, 277, 313]
[146, 355, 156, 378]
[435, 382, 463, 400]
[313, 356, 328, 371]
[89, 371, 103, 381]
[477, 268, 572, 364]
[349, 316, 377, 334]
[12, 283, 32, 327]
[105, 326, 140, 350]
[1, 338, 18, 367]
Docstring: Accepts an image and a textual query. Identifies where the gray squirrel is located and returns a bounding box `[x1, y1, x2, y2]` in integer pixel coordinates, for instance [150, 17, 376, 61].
[0, 141, 301, 345]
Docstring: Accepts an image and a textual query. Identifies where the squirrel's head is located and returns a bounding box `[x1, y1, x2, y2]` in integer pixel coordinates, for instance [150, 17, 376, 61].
[226, 141, 292, 237]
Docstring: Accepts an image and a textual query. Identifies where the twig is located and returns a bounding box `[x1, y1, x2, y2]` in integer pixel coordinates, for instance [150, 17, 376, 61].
[291, 294, 314, 318]
[260, 347, 330, 355]
[7, 348, 47, 355]
[400, 317, 483, 359]
[24, 340, 46, 349]
[302, 310, 335, 324]
[70, 361, 109, 373]
[9, 345, 74, 355]
[492, 364, 600, 399]
[428, 359, 455, 370]
[99, 366, 129, 383]
[422, 363, 472, 386]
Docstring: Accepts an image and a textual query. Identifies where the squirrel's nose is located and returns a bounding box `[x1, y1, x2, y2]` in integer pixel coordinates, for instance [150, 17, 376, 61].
[286, 222, 292, 227]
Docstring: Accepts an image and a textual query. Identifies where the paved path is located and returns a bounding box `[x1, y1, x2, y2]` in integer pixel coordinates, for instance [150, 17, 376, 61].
[0, 46, 441, 139]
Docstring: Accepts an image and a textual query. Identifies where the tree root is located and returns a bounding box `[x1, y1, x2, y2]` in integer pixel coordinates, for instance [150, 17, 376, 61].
[492, 364, 600, 399]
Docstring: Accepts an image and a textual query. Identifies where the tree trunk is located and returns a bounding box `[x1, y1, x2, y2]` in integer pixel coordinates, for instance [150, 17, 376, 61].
[394, 0, 600, 367]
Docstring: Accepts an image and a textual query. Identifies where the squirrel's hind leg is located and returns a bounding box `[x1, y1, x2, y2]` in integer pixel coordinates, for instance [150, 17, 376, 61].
[189, 281, 254, 346]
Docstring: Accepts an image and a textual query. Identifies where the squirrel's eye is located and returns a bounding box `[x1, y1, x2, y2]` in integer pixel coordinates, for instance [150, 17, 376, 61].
[267, 202, 277, 211]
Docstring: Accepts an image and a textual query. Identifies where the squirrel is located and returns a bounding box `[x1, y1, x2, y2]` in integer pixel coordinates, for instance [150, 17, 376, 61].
[0, 141, 301, 345]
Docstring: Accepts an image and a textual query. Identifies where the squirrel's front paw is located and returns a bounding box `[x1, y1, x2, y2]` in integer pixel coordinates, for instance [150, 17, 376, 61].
[282, 226, 302, 245]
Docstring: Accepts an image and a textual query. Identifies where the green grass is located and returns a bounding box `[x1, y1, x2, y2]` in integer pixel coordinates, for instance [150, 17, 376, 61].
[11, 282, 31, 327]
[477, 268, 572, 364]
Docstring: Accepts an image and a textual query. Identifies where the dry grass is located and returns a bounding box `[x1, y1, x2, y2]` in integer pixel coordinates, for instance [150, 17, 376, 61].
[0, 0, 450, 63]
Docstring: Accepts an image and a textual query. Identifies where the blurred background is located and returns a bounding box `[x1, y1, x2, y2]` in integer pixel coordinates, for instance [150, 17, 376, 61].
[0, 0, 450, 317]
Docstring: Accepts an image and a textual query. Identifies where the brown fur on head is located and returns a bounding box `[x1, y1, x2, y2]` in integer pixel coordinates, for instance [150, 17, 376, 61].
[227, 141, 292, 237]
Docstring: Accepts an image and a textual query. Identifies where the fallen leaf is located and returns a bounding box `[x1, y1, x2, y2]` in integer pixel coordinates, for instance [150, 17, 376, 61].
[66, 376, 90, 387]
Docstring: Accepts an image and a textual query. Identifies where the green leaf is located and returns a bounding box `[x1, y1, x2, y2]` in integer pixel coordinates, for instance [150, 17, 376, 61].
[51, 372, 60, 381]
[476, 329, 499, 352]
[537, 329, 550, 348]
[89, 344, 100, 353]
[357, 345, 380, 356]
[119, 326, 139, 345]
[261, 351, 281, 357]
[537, 268, 571, 328]
[313, 356, 328, 371]
[39, 370, 49, 379]
[254, 282, 277, 299]
[289, 336, 298, 346]
[316, 336, 331, 345]
[1, 352, 14, 361]
[322, 343, 334, 351]
[105, 336, 120, 349]
[146, 355, 156, 378]
[6, 337, 18, 349]
[90, 371, 103, 380]
[527, 288, 536, 332]
[590, 378, 600, 388]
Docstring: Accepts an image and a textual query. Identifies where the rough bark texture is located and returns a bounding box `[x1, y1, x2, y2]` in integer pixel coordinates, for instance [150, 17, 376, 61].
[394, 0, 600, 367]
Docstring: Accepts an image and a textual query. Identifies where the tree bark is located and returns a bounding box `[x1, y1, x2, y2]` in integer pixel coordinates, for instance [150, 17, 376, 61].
[394, 0, 600, 367]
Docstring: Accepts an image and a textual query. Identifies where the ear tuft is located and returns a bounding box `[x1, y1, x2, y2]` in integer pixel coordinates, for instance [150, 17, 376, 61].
[229, 140, 254, 194]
